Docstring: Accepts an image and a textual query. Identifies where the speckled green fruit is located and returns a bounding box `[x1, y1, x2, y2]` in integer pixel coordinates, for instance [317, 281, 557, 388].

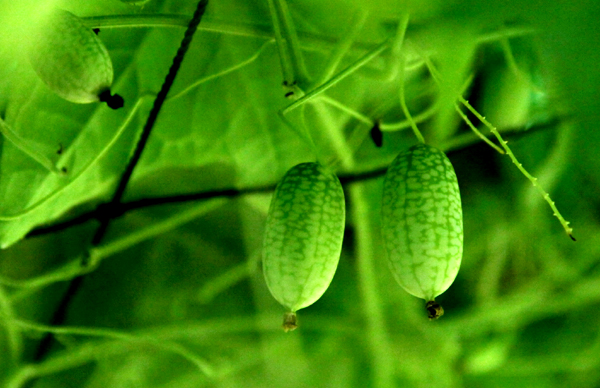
[28, 9, 123, 108]
[381, 144, 462, 314]
[263, 163, 345, 328]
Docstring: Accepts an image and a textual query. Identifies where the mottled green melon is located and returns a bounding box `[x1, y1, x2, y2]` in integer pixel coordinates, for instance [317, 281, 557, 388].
[28, 9, 123, 108]
[263, 162, 345, 330]
[381, 144, 463, 318]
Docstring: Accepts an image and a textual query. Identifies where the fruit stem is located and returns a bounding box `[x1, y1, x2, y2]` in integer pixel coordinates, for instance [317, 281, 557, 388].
[398, 56, 425, 144]
[426, 300, 444, 320]
[283, 311, 298, 332]
[98, 89, 124, 109]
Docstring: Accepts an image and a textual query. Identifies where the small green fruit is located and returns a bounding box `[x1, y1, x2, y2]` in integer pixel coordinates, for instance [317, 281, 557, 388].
[381, 144, 463, 319]
[28, 9, 123, 109]
[262, 162, 345, 330]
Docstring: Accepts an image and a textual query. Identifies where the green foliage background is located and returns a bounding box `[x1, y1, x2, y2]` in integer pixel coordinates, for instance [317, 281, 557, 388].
[0, 0, 599, 387]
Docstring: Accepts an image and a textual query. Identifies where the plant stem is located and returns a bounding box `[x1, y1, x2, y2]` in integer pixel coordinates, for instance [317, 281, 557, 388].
[274, 0, 310, 86]
[398, 56, 425, 144]
[168, 40, 275, 101]
[89, 199, 225, 263]
[0, 118, 63, 175]
[6, 317, 214, 384]
[92, 0, 210, 245]
[453, 104, 504, 154]
[313, 10, 368, 87]
[281, 37, 393, 116]
[266, 0, 294, 86]
[459, 96, 575, 241]
[380, 102, 438, 131]
[350, 184, 396, 388]
[0, 285, 23, 364]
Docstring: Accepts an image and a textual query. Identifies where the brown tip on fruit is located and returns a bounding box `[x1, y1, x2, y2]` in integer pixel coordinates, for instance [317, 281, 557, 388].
[282, 311, 298, 332]
[98, 89, 124, 110]
[426, 300, 444, 320]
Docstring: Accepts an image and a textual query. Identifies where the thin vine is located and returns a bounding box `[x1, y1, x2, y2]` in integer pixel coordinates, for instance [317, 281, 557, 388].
[458, 96, 575, 241]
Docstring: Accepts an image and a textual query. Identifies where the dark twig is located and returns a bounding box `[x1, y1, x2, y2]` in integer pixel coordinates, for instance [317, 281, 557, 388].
[27, 168, 390, 239]
[92, 0, 209, 246]
[26, 116, 563, 240]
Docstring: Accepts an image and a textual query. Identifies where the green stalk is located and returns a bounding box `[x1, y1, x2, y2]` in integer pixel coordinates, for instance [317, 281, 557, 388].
[4, 317, 214, 385]
[350, 184, 396, 388]
[499, 37, 542, 94]
[88, 199, 225, 263]
[453, 104, 504, 154]
[82, 14, 535, 47]
[318, 95, 373, 126]
[197, 252, 260, 303]
[313, 10, 368, 87]
[281, 37, 393, 116]
[459, 96, 575, 241]
[398, 54, 425, 143]
[381, 11, 410, 82]
[380, 103, 438, 131]
[167, 39, 274, 101]
[274, 0, 310, 87]
[0, 286, 23, 364]
[418, 42, 574, 240]
[266, 0, 294, 86]
[0, 118, 63, 175]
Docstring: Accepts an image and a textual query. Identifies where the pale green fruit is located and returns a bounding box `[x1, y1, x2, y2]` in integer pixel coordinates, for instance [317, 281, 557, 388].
[381, 144, 463, 319]
[28, 9, 123, 109]
[262, 162, 345, 331]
